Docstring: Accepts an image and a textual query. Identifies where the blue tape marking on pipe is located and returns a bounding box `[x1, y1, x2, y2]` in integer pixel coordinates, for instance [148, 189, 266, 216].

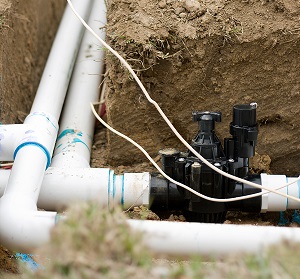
[57, 128, 75, 140]
[72, 138, 90, 151]
[55, 214, 64, 224]
[27, 112, 58, 131]
[56, 143, 63, 149]
[121, 175, 124, 206]
[15, 253, 42, 271]
[45, 116, 58, 131]
[113, 172, 116, 199]
[14, 142, 51, 169]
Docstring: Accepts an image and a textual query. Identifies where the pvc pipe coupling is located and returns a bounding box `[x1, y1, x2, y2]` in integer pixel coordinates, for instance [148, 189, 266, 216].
[37, 168, 150, 211]
[0, 112, 58, 169]
[51, 128, 92, 168]
[261, 173, 300, 212]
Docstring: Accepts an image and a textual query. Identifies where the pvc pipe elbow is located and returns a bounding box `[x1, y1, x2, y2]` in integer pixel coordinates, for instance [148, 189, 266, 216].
[0, 194, 57, 253]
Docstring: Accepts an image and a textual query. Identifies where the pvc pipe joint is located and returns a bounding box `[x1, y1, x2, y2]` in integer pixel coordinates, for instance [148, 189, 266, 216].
[52, 129, 92, 168]
[261, 173, 300, 212]
[37, 168, 150, 211]
[16, 112, 59, 169]
[0, 193, 57, 252]
[0, 112, 58, 169]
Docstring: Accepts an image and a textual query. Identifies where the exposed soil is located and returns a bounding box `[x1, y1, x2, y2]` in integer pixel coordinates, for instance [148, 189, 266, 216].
[0, 0, 65, 124]
[104, 0, 300, 176]
[0, 246, 18, 275]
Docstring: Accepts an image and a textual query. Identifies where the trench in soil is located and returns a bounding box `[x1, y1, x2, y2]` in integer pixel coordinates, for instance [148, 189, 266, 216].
[1, 0, 300, 275]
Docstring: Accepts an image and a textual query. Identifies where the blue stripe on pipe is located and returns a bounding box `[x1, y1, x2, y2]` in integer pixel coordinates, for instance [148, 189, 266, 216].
[55, 143, 62, 149]
[121, 175, 124, 206]
[72, 138, 90, 151]
[57, 128, 75, 140]
[57, 129, 86, 140]
[113, 173, 116, 199]
[15, 253, 42, 271]
[26, 112, 58, 131]
[13, 142, 51, 169]
[55, 214, 61, 224]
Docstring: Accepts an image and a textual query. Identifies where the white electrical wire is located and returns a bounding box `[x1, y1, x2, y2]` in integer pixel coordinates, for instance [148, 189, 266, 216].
[91, 103, 299, 203]
[67, 0, 300, 203]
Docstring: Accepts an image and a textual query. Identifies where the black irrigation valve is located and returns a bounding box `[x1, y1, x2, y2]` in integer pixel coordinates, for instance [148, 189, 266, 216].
[230, 103, 258, 158]
[192, 111, 221, 131]
[150, 103, 261, 223]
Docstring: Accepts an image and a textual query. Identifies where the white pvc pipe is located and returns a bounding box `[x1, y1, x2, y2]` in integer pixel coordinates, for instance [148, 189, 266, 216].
[0, 170, 9, 194]
[261, 174, 300, 212]
[0, 168, 150, 211]
[52, 0, 107, 168]
[38, 169, 150, 211]
[0, 0, 94, 252]
[29, 0, 93, 120]
[128, 219, 300, 257]
[0, 195, 57, 252]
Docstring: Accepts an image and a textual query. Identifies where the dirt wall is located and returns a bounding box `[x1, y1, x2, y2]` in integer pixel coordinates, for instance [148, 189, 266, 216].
[0, 0, 65, 274]
[105, 0, 300, 176]
[0, 0, 65, 124]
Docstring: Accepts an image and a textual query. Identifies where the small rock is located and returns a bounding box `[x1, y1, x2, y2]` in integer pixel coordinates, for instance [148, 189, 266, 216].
[184, 0, 201, 12]
[178, 215, 186, 221]
[168, 214, 175, 221]
[179, 12, 187, 18]
[158, 0, 166, 8]
[133, 206, 140, 212]
[24, 56, 31, 65]
[175, 7, 185, 15]
[183, 0, 206, 15]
